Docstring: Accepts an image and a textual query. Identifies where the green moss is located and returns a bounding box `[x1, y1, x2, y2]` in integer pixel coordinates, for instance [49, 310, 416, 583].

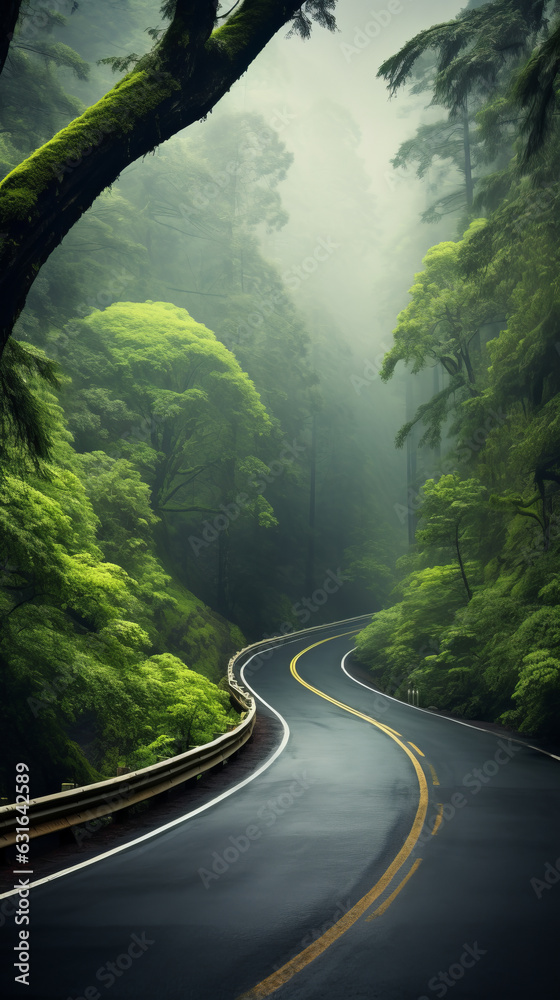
[0, 65, 180, 226]
[210, 0, 277, 57]
[161, 581, 245, 682]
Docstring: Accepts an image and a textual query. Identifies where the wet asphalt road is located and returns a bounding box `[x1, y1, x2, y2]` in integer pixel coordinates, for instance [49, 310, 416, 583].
[1, 620, 560, 1000]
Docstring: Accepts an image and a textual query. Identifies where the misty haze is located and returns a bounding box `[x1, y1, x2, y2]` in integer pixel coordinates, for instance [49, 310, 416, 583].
[0, 2, 559, 999]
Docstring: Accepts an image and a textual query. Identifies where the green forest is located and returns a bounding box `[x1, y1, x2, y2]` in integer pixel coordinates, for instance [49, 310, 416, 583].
[355, 0, 560, 743]
[0, 0, 397, 796]
[2, 0, 560, 799]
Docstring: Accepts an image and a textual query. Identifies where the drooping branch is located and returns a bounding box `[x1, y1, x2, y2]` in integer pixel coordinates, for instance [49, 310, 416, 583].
[513, 19, 560, 164]
[0, 0, 335, 357]
[378, 0, 544, 113]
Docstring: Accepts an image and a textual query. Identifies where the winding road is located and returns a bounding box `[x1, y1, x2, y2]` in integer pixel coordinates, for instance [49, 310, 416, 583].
[1, 619, 560, 1000]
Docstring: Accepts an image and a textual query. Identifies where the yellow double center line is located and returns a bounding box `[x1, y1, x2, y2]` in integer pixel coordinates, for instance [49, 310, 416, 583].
[237, 633, 429, 1000]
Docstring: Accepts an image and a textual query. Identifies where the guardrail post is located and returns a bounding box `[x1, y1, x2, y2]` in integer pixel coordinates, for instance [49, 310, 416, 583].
[58, 825, 76, 847]
[112, 805, 132, 824]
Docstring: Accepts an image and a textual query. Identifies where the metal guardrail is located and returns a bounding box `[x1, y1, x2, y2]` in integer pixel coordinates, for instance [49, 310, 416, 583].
[0, 662, 255, 850]
[0, 612, 372, 849]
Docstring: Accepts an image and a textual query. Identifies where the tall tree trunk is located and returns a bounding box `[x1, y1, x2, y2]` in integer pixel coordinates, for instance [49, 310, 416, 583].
[461, 343, 477, 389]
[432, 364, 441, 461]
[455, 521, 472, 601]
[463, 96, 474, 208]
[0, 1, 23, 77]
[305, 412, 317, 594]
[536, 475, 550, 552]
[406, 377, 417, 545]
[217, 527, 229, 615]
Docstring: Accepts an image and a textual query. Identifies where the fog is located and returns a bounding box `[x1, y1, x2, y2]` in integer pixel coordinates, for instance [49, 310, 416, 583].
[205, 0, 467, 537]
[6, 4, 560, 932]
[27, 0, 471, 620]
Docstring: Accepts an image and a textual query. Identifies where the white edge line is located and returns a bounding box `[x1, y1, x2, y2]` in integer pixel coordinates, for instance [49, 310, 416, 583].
[1, 616, 372, 899]
[0, 646, 293, 900]
[340, 649, 560, 763]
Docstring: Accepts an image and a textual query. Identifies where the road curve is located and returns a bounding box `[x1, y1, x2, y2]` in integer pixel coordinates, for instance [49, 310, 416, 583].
[1, 621, 559, 1000]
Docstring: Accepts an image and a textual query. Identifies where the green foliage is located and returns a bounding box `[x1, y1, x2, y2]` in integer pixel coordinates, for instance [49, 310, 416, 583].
[416, 474, 488, 597]
[61, 299, 271, 502]
[158, 581, 244, 683]
[52, 298, 284, 621]
[360, 15, 560, 738]
[115, 652, 237, 771]
[0, 340, 62, 464]
[381, 221, 504, 447]
[378, 0, 547, 114]
[0, 5, 399, 796]
[506, 650, 560, 736]
[0, 388, 244, 795]
[355, 564, 466, 696]
[343, 541, 393, 609]
[512, 17, 560, 162]
[359, 94, 560, 734]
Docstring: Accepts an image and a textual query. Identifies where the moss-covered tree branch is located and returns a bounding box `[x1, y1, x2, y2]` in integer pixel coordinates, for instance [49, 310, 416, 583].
[0, 0, 329, 357]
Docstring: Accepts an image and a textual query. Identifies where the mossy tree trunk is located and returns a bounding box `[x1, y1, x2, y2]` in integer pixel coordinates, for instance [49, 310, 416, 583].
[0, 0, 305, 357]
[0, 1, 23, 76]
